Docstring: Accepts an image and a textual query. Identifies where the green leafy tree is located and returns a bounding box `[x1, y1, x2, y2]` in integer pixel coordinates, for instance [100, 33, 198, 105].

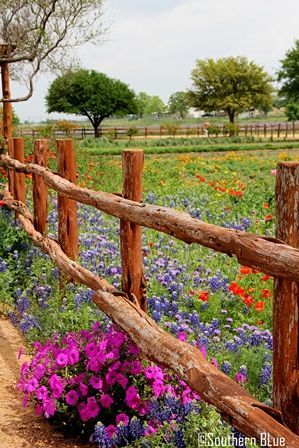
[188, 56, 273, 123]
[144, 96, 166, 116]
[277, 39, 299, 104]
[285, 102, 299, 121]
[46, 69, 137, 138]
[136, 92, 151, 118]
[168, 91, 189, 119]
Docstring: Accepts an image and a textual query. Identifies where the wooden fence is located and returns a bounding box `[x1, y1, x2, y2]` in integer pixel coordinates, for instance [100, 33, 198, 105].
[17, 121, 299, 140]
[1, 138, 299, 445]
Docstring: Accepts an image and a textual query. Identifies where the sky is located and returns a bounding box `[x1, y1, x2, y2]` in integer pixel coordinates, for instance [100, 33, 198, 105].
[11, 0, 299, 122]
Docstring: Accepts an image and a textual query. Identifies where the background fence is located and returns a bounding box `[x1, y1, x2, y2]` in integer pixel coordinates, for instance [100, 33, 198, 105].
[16, 121, 299, 140]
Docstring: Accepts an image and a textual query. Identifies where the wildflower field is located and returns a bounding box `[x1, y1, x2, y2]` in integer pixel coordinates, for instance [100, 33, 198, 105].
[0, 147, 297, 447]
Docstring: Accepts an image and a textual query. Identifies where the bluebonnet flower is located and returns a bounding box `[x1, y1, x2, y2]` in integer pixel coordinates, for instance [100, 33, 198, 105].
[221, 361, 232, 375]
[259, 363, 272, 386]
[173, 428, 186, 448]
[93, 423, 114, 448]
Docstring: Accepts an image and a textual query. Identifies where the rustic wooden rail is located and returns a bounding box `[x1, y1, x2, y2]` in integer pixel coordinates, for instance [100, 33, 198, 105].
[2, 191, 299, 447]
[1, 138, 299, 443]
[2, 153, 299, 282]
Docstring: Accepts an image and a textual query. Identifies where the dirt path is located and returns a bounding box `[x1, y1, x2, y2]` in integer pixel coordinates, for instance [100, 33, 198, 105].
[0, 319, 90, 448]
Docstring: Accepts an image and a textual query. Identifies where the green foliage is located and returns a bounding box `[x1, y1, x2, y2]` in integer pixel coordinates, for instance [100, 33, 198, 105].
[46, 69, 137, 137]
[207, 124, 221, 137]
[127, 126, 139, 140]
[143, 95, 166, 116]
[188, 56, 273, 123]
[162, 123, 180, 137]
[168, 91, 189, 118]
[55, 119, 78, 135]
[285, 102, 299, 121]
[277, 39, 299, 103]
[223, 123, 240, 137]
[136, 91, 152, 118]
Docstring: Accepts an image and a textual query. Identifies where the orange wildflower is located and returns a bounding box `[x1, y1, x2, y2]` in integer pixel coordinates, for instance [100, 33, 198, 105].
[255, 301, 265, 312]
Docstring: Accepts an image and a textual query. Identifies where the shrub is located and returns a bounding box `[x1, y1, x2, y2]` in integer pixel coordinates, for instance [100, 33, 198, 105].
[19, 323, 200, 445]
[207, 125, 221, 137]
[55, 120, 78, 136]
[127, 127, 139, 140]
[223, 123, 240, 137]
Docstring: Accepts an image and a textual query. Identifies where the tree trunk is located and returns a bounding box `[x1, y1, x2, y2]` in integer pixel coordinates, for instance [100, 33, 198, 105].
[228, 110, 235, 123]
[94, 124, 101, 138]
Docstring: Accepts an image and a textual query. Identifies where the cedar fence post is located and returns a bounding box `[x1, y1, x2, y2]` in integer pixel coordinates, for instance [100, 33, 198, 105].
[273, 161, 299, 433]
[0, 46, 14, 194]
[33, 139, 48, 234]
[13, 137, 26, 203]
[57, 139, 78, 260]
[120, 149, 147, 311]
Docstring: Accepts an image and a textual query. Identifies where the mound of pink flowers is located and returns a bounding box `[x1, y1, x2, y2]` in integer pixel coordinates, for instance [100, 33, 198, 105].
[18, 322, 199, 442]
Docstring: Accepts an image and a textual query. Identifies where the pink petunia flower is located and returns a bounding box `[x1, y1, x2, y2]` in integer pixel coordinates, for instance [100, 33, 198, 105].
[100, 394, 114, 409]
[116, 413, 129, 426]
[65, 390, 79, 406]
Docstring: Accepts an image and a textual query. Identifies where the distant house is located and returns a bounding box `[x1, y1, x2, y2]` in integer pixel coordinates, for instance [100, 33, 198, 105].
[187, 108, 204, 118]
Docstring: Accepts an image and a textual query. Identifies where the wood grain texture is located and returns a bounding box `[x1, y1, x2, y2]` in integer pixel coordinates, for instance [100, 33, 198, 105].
[56, 140, 78, 260]
[12, 138, 26, 204]
[273, 162, 299, 433]
[120, 149, 147, 310]
[33, 140, 48, 234]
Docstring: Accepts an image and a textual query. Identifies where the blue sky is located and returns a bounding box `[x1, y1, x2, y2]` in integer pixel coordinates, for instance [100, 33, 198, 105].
[12, 0, 299, 122]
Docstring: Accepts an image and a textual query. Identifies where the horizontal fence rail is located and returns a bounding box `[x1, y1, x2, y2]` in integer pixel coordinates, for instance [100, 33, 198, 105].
[2, 153, 299, 283]
[2, 191, 299, 447]
[16, 121, 299, 140]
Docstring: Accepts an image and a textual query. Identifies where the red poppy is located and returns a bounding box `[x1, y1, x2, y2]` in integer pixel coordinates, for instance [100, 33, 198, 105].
[255, 301, 265, 312]
[198, 291, 209, 302]
[265, 214, 273, 221]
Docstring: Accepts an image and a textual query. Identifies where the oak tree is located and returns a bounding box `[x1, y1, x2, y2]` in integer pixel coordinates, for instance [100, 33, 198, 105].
[46, 69, 137, 137]
[188, 57, 273, 123]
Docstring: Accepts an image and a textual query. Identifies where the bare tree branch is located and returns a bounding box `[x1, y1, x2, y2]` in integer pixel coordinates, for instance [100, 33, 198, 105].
[0, 0, 107, 102]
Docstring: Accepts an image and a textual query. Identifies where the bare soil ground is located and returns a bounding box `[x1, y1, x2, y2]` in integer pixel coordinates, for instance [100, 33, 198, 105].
[0, 318, 90, 448]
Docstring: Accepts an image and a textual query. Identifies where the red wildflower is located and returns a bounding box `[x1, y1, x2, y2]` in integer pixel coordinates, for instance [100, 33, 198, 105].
[263, 203, 269, 209]
[240, 266, 251, 275]
[229, 282, 245, 296]
[195, 174, 206, 183]
[198, 292, 209, 302]
[265, 214, 273, 221]
[261, 289, 271, 298]
[255, 301, 265, 312]
[243, 296, 254, 307]
[261, 274, 270, 281]
[0, 200, 5, 206]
